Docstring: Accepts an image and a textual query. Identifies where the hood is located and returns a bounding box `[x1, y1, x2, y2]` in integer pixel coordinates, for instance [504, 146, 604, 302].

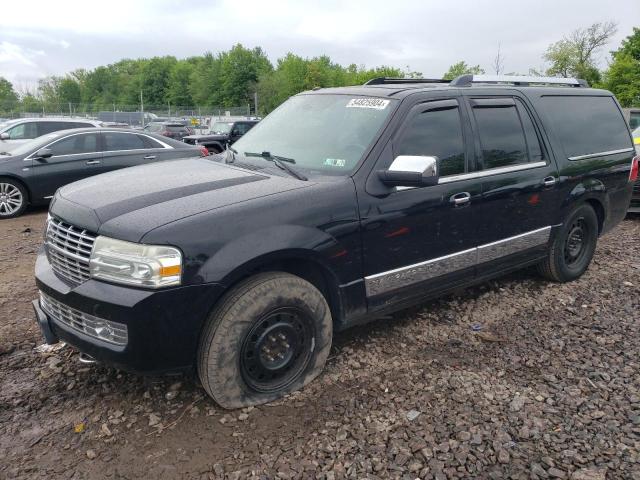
[0, 139, 27, 154]
[50, 157, 311, 242]
[183, 133, 227, 141]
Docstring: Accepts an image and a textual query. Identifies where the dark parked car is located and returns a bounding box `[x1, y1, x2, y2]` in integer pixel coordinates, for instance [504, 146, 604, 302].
[33, 75, 637, 408]
[0, 128, 206, 218]
[143, 121, 194, 141]
[182, 119, 258, 153]
[0, 117, 102, 151]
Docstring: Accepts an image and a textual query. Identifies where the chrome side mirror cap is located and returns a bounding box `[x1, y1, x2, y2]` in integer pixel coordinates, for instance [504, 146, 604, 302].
[377, 155, 439, 188]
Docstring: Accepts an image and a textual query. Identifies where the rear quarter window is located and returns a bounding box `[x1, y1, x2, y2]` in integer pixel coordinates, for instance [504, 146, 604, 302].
[541, 96, 632, 158]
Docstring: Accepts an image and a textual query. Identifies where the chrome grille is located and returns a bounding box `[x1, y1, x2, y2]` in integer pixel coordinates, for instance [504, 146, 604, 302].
[46, 217, 96, 285]
[40, 291, 128, 346]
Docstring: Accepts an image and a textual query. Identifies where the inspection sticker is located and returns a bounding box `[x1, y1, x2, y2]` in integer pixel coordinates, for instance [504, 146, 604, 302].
[346, 98, 390, 110]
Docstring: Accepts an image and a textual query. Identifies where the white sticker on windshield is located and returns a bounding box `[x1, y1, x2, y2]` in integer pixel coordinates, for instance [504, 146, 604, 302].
[346, 98, 390, 110]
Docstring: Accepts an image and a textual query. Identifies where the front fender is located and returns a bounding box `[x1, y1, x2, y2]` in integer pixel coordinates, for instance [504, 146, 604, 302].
[200, 224, 342, 285]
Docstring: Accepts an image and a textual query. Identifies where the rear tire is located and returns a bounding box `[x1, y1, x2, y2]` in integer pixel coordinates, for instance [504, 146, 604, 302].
[198, 272, 332, 409]
[0, 178, 28, 219]
[537, 204, 598, 282]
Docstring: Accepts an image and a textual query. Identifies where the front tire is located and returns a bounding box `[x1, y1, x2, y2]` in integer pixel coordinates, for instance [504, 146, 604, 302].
[198, 272, 332, 409]
[0, 178, 27, 219]
[537, 204, 598, 282]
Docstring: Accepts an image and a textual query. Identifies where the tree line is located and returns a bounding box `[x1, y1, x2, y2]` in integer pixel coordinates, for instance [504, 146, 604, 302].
[0, 22, 638, 117]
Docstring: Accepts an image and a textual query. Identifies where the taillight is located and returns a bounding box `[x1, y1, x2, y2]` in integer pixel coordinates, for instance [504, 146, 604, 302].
[630, 156, 639, 182]
[199, 146, 209, 157]
[161, 130, 170, 137]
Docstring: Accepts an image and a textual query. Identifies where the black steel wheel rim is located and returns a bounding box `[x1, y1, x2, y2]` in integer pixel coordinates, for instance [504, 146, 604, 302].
[240, 307, 314, 393]
[564, 217, 588, 266]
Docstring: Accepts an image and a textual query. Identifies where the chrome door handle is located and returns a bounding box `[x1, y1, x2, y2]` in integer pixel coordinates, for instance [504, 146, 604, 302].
[542, 176, 557, 187]
[450, 192, 471, 206]
[85, 160, 101, 165]
[143, 155, 156, 160]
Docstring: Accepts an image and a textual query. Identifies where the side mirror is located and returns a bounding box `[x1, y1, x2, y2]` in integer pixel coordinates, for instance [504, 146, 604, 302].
[0, 133, 9, 140]
[377, 155, 439, 188]
[34, 148, 53, 161]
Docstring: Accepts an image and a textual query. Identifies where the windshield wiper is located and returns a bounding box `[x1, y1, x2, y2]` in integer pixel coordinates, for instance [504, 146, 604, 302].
[243, 151, 308, 181]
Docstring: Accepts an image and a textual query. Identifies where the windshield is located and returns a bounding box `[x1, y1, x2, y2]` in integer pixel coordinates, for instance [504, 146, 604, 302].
[211, 122, 233, 134]
[232, 94, 396, 176]
[0, 133, 62, 156]
[0, 119, 20, 132]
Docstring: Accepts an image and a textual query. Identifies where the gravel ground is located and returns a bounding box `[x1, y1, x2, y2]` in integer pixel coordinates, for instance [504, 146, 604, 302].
[0, 208, 639, 480]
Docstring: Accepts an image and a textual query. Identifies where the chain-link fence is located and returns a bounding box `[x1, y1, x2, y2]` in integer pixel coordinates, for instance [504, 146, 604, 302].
[0, 104, 256, 128]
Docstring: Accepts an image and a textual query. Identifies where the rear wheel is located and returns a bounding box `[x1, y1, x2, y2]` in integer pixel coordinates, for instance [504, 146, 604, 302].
[0, 178, 27, 219]
[537, 204, 598, 282]
[198, 272, 332, 409]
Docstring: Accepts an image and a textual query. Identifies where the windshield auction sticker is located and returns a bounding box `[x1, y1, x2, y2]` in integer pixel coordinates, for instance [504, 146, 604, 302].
[346, 98, 390, 109]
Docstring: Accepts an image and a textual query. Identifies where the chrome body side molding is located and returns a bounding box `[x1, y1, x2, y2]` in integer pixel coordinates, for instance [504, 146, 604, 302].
[567, 148, 634, 161]
[364, 226, 553, 297]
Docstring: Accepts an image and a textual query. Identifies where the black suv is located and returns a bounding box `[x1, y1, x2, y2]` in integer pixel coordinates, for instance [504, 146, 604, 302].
[182, 119, 258, 153]
[33, 75, 638, 409]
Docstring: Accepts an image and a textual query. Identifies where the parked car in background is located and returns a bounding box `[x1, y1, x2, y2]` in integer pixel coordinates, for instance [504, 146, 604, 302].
[632, 126, 640, 148]
[0, 118, 102, 151]
[31, 75, 637, 409]
[182, 119, 259, 153]
[630, 126, 640, 212]
[143, 121, 194, 140]
[0, 128, 206, 218]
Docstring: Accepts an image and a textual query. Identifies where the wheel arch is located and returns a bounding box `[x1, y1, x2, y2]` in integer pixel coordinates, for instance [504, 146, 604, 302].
[0, 174, 31, 204]
[219, 250, 345, 329]
[566, 180, 608, 235]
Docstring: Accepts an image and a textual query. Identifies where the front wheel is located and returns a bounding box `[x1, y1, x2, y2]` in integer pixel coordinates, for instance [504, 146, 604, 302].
[537, 204, 599, 282]
[0, 178, 27, 219]
[198, 272, 332, 409]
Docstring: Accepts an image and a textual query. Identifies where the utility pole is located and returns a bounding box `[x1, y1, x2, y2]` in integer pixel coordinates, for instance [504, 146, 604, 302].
[140, 90, 145, 128]
[254, 92, 258, 117]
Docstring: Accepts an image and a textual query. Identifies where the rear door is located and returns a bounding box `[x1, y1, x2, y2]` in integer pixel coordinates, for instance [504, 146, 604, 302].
[462, 91, 560, 275]
[99, 131, 169, 173]
[28, 132, 102, 200]
[360, 95, 483, 310]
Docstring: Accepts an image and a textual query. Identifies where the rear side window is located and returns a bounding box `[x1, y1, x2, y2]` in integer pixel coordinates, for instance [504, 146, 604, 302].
[515, 99, 544, 163]
[541, 96, 632, 158]
[104, 132, 146, 151]
[139, 135, 164, 148]
[396, 102, 466, 177]
[49, 133, 100, 156]
[471, 100, 529, 169]
[37, 122, 76, 135]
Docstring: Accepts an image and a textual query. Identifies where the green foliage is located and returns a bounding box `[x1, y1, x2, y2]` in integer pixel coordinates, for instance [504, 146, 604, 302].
[442, 61, 485, 80]
[602, 28, 640, 107]
[0, 77, 19, 111]
[544, 22, 617, 86]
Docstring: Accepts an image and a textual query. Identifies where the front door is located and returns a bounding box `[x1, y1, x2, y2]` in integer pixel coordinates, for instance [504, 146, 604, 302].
[359, 96, 483, 310]
[29, 132, 102, 201]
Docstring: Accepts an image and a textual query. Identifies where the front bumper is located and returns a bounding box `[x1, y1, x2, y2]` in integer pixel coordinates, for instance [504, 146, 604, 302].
[34, 248, 226, 374]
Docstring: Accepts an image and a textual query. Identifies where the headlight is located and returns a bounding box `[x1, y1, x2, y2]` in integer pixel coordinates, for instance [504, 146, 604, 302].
[89, 236, 182, 288]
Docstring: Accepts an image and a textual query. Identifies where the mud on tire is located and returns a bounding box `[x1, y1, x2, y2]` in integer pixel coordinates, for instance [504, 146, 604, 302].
[197, 272, 333, 409]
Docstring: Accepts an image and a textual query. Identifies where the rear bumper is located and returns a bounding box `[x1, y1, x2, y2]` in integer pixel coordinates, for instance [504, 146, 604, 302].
[34, 248, 226, 374]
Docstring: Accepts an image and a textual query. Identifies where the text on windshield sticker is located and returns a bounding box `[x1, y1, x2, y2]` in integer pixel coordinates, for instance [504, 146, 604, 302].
[346, 98, 390, 110]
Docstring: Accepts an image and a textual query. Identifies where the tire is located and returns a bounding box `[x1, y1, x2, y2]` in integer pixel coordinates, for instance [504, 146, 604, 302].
[198, 272, 333, 409]
[0, 178, 28, 219]
[537, 203, 599, 282]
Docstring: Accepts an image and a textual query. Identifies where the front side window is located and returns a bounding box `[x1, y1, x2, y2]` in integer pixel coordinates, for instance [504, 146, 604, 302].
[472, 101, 528, 169]
[49, 133, 100, 156]
[541, 96, 632, 158]
[104, 132, 146, 151]
[233, 94, 397, 176]
[7, 122, 37, 139]
[395, 102, 466, 177]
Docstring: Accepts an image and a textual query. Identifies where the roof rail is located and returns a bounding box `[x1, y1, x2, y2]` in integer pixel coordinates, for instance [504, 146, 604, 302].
[365, 77, 451, 85]
[450, 74, 589, 88]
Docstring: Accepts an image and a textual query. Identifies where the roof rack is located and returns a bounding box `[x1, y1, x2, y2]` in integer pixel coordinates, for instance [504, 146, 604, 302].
[364, 77, 451, 85]
[450, 74, 589, 88]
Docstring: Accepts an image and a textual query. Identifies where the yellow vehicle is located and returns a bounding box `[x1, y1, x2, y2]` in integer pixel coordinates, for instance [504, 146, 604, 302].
[633, 126, 640, 147]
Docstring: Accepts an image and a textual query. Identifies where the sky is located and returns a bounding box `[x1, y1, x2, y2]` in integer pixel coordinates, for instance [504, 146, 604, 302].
[1, 0, 638, 91]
